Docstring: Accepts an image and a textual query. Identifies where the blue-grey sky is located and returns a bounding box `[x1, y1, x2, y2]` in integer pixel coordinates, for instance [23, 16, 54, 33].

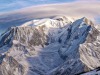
[0, 0, 76, 13]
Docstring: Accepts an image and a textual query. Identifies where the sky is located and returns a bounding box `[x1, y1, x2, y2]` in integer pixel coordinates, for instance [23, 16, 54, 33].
[0, 0, 76, 13]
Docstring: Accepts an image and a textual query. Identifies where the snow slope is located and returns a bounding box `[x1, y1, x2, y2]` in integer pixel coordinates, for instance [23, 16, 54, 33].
[0, 16, 100, 75]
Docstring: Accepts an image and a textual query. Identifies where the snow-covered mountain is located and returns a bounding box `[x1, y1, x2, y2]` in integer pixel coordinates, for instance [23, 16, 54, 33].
[0, 16, 100, 75]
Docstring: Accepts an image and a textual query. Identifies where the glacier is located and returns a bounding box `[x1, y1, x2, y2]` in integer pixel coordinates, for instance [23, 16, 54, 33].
[0, 16, 100, 75]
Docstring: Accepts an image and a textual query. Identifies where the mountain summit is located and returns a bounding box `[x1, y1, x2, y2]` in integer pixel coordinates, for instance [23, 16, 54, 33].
[0, 16, 100, 75]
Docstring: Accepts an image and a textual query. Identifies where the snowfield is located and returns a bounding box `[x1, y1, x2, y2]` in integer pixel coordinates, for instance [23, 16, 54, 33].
[0, 16, 100, 75]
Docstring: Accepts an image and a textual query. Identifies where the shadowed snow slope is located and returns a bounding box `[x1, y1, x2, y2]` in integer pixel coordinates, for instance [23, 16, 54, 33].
[0, 16, 100, 75]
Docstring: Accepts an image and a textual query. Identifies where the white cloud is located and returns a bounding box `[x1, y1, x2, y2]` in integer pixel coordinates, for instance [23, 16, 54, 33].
[0, 1, 100, 24]
[0, 1, 100, 35]
[76, 0, 100, 1]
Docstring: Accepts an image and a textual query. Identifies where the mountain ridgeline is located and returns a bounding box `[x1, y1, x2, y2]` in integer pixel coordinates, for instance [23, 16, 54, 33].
[0, 16, 100, 75]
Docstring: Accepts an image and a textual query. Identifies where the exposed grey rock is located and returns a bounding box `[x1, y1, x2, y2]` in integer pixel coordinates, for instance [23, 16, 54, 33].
[0, 16, 100, 75]
[0, 55, 25, 75]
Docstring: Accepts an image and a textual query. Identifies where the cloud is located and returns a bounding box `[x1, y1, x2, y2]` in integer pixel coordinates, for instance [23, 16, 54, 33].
[76, 0, 100, 1]
[0, 1, 100, 35]
[0, 0, 78, 13]
[0, 1, 100, 21]
[0, 0, 99, 13]
[0, 0, 49, 12]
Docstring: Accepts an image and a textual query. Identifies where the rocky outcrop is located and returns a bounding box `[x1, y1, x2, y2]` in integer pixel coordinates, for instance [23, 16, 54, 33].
[49, 18, 100, 75]
[0, 54, 25, 75]
[0, 16, 100, 75]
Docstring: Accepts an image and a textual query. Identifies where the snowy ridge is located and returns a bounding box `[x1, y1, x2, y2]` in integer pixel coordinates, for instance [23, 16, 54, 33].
[0, 16, 100, 75]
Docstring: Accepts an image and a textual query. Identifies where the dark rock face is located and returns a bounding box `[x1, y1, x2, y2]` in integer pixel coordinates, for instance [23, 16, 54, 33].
[0, 26, 47, 48]
[0, 17, 100, 75]
[86, 27, 99, 43]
